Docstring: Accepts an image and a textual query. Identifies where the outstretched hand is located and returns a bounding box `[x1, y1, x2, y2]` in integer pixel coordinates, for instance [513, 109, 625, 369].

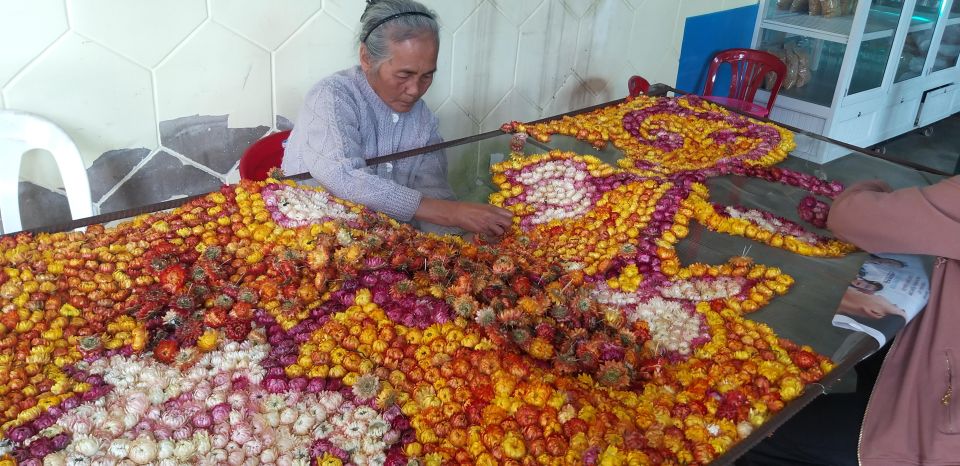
[415, 198, 514, 237]
[451, 202, 513, 237]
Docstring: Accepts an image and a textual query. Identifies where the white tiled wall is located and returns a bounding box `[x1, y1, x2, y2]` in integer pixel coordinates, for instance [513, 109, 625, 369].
[0, 0, 757, 191]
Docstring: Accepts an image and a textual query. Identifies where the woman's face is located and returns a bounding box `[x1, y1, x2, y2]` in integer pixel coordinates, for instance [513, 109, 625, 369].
[851, 277, 880, 293]
[361, 33, 438, 113]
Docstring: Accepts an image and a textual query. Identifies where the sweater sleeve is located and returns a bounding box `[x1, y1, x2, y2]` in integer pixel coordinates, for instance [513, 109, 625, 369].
[826, 176, 960, 260]
[284, 82, 423, 221]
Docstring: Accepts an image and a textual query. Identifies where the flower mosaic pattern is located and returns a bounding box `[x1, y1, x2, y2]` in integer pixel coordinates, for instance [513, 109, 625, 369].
[505, 94, 796, 175]
[0, 95, 851, 465]
[263, 184, 360, 228]
[500, 95, 854, 258]
[41, 340, 402, 466]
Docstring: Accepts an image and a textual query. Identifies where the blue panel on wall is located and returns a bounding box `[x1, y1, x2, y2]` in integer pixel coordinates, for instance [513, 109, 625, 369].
[676, 4, 759, 95]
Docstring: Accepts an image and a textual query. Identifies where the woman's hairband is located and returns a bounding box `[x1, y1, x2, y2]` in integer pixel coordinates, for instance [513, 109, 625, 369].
[362, 11, 434, 43]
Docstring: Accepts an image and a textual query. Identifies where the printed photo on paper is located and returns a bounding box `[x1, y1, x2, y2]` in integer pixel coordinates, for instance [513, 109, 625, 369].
[832, 253, 931, 346]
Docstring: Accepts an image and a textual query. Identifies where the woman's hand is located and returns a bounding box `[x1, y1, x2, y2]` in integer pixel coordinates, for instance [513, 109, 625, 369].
[415, 198, 514, 237]
[452, 203, 514, 237]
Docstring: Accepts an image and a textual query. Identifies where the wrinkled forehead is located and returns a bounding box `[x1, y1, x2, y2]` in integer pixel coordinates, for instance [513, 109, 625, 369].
[382, 33, 439, 70]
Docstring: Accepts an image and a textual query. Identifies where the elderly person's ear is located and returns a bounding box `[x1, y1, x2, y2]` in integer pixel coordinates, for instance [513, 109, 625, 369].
[359, 43, 373, 73]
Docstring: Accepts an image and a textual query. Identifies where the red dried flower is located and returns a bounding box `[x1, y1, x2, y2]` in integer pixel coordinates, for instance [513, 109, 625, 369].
[153, 339, 179, 364]
[203, 307, 228, 328]
[158, 265, 187, 294]
[792, 349, 818, 370]
[224, 320, 251, 341]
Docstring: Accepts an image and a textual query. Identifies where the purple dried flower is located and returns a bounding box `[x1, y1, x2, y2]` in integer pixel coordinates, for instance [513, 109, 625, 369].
[288, 377, 308, 392]
[7, 425, 34, 443]
[263, 376, 288, 394]
[51, 432, 70, 450]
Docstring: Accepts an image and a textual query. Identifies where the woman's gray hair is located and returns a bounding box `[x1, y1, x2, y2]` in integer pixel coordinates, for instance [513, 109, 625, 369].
[360, 0, 439, 69]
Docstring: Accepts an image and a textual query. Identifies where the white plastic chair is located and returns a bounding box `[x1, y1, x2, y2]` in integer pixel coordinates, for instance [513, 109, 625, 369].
[0, 110, 93, 233]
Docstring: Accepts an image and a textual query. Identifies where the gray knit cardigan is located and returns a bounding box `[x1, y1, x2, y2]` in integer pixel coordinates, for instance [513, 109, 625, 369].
[281, 66, 459, 234]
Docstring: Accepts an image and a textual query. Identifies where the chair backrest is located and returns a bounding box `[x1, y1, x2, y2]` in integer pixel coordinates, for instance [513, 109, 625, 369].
[628, 75, 650, 97]
[239, 130, 291, 181]
[703, 48, 787, 114]
[0, 110, 93, 234]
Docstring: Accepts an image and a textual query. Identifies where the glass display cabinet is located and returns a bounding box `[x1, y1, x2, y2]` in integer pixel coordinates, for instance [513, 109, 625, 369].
[753, 0, 960, 162]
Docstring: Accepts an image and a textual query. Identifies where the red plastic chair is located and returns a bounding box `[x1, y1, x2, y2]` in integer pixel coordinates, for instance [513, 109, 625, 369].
[628, 75, 650, 97]
[702, 48, 786, 118]
[238, 130, 291, 181]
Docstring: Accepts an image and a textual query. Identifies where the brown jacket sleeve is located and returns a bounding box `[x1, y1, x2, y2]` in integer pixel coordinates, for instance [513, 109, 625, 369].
[826, 176, 960, 260]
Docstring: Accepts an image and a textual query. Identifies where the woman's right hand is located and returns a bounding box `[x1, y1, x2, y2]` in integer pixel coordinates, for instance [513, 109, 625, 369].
[452, 203, 514, 237]
[415, 198, 514, 237]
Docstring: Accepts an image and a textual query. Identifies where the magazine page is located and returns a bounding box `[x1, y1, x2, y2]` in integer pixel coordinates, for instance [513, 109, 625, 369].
[832, 253, 931, 346]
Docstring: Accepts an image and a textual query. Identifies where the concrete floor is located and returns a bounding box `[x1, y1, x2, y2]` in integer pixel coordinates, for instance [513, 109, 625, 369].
[873, 113, 960, 175]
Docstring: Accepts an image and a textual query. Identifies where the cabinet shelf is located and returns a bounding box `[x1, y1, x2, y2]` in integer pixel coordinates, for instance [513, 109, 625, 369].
[760, 7, 929, 43]
[761, 13, 856, 43]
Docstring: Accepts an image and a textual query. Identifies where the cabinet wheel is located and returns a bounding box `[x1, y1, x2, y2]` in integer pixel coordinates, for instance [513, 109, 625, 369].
[920, 126, 934, 137]
[871, 145, 887, 155]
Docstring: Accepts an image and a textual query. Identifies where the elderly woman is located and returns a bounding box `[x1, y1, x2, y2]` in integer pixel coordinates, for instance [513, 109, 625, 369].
[282, 0, 513, 236]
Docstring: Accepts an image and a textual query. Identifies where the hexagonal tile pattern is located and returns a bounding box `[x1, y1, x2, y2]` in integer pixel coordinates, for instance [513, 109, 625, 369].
[425, 0, 483, 31]
[87, 148, 151, 202]
[16, 182, 71, 232]
[436, 100, 479, 142]
[275, 11, 357, 122]
[155, 22, 272, 129]
[0, 0, 67, 87]
[491, 0, 544, 27]
[543, 73, 603, 117]
[630, 1, 682, 85]
[477, 90, 540, 182]
[561, 0, 595, 18]
[4, 33, 156, 182]
[574, 0, 636, 96]
[516, 1, 579, 110]
[211, 0, 322, 50]
[68, 0, 206, 68]
[322, 0, 367, 32]
[100, 151, 222, 214]
[160, 114, 269, 174]
[480, 89, 539, 133]
[422, 30, 453, 111]
[451, 2, 519, 123]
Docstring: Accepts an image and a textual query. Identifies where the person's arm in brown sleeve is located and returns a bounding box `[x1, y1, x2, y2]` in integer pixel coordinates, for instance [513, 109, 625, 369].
[826, 176, 960, 260]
